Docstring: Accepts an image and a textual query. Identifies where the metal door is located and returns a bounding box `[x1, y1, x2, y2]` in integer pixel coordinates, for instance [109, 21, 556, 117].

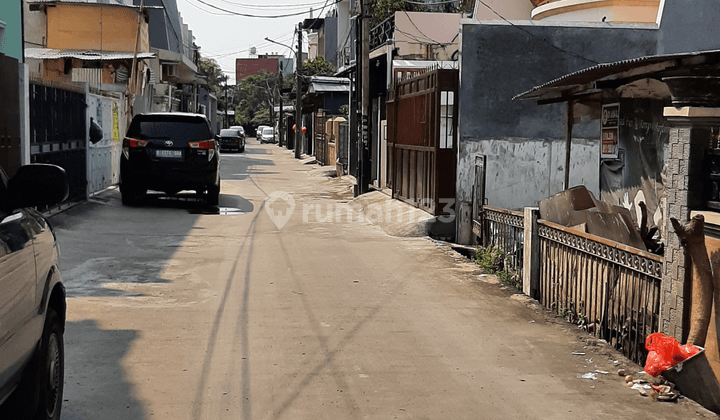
[472, 154, 487, 245]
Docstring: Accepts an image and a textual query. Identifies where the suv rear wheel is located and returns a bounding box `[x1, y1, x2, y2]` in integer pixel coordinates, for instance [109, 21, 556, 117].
[121, 185, 146, 206]
[206, 185, 220, 206]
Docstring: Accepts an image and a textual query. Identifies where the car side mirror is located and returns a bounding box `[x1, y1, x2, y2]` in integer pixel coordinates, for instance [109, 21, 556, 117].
[7, 164, 69, 209]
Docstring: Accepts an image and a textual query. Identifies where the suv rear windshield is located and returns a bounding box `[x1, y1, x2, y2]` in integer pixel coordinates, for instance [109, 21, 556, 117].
[220, 129, 239, 137]
[127, 115, 212, 143]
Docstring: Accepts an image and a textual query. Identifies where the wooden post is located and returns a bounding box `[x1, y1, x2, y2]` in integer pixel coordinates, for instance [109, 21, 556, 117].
[564, 100, 573, 190]
[523, 207, 540, 298]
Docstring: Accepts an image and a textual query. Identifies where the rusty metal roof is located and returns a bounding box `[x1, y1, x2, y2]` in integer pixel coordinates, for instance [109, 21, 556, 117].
[26, 0, 162, 8]
[25, 48, 155, 61]
[513, 49, 720, 102]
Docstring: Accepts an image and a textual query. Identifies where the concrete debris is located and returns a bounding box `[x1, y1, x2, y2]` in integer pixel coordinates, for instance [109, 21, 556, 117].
[539, 186, 647, 251]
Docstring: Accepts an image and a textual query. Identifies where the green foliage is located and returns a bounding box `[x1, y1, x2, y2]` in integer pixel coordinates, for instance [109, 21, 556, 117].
[339, 105, 349, 117]
[370, 0, 472, 26]
[301, 56, 334, 76]
[474, 247, 522, 292]
[234, 72, 278, 126]
[474, 247, 505, 272]
[198, 58, 228, 109]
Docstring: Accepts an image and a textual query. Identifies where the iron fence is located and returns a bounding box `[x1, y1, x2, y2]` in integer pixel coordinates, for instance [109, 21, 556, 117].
[29, 79, 87, 203]
[482, 206, 525, 276]
[537, 220, 662, 365]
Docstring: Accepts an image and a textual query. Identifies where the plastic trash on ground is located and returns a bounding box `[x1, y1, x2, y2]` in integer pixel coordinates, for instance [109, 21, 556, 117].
[644, 333, 701, 377]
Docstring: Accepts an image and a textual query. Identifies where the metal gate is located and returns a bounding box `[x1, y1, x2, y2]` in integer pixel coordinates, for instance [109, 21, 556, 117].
[29, 77, 87, 203]
[472, 154, 487, 243]
[0, 55, 22, 177]
[314, 111, 327, 165]
[386, 68, 457, 216]
[87, 94, 123, 194]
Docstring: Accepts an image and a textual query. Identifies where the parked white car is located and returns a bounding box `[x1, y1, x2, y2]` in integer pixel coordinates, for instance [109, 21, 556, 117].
[260, 127, 276, 144]
[256, 125, 269, 140]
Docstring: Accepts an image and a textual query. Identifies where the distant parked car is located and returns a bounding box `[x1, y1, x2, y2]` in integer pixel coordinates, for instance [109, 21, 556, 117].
[256, 125, 269, 140]
[120, 112, 221, 206]
[229, 125, 246, 140]
[218, 128, 245, 153]
[0, 163, 69, 420]
[260, 127, 276, 144]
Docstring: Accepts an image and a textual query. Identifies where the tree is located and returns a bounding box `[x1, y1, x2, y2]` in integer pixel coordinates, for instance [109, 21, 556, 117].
[234, 72, 278, 127]
[198, 58, 228, 110]
[370, 0, 472, 26]
[301, 56, 333, 76]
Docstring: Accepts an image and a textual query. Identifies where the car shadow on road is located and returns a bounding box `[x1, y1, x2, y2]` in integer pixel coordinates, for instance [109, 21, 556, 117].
[60, 319, 142, 420]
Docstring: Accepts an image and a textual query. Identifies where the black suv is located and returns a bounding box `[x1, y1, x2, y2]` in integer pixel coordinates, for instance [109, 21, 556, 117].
[0, 164, 69, 420]
[218, 128, 245, 153]
[120, 113, 221, 205]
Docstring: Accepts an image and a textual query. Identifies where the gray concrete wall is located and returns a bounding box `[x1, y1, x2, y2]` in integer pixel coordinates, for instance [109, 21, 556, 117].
[658, 0, 720, 54]
[456, 20, 658, 243]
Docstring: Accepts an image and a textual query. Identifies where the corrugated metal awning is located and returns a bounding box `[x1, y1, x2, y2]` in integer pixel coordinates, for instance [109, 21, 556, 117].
[309, 82, 349, 93]
[308, 76, 350, 93]
[25, 48, 155, 61]
[513, 49, 720, 102]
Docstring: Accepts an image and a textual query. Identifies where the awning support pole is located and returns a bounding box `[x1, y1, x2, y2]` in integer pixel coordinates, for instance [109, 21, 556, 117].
[564, 100, 573, 190]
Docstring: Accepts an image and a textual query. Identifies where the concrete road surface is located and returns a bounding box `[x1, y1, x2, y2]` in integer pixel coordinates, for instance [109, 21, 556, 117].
[51, 139, 716, 419]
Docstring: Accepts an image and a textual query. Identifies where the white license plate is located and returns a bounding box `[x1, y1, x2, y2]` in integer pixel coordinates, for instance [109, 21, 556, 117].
[156, 150, 182, 158]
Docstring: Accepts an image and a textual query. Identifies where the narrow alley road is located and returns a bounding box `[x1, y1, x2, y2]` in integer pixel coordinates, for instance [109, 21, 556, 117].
[52, 139, 715, 420]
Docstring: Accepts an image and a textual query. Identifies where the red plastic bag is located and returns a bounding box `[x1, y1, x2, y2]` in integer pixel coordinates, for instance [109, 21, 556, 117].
[644, 333, 701, 377]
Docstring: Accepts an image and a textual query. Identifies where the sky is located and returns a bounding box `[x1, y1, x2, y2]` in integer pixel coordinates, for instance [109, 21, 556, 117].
[176, 0, 335, 84]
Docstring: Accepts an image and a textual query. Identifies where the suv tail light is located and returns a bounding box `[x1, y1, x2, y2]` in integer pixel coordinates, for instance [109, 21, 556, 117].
[123, 137, 148, 159]
[188, 140, 216, 149]
[189, 139, 217, 161]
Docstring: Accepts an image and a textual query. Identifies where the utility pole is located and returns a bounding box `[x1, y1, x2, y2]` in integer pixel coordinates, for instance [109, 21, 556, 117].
[295, 22, 303, 159]
[278, 61, 284, 147]
[355, 0, 370, 195]
[224, 77, 228, 128]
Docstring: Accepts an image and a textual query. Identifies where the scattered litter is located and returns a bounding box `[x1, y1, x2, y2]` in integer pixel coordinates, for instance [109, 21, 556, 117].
[625, 375, 634, 383]
[353, 280, 359, 283]
[613, 360, 619, 365]
[586, 358, 593, 363]
[617, 369, 626, 376]
[589, 386, 595, 389]
[598, 339, 608, 344]
[529, 320, 535, 323]
[571, 352, 586, 356]
[631, 383, 652, 391]
[579, 373, 598, 380]
[594, 369, 609, 375]
[632, 379, 649, 385]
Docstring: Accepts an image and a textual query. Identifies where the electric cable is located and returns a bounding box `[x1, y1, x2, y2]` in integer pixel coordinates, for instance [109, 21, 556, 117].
[475, 0, 598, 64]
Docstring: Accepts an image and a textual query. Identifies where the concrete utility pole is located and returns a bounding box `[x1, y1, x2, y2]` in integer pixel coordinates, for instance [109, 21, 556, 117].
[295, 22, 303, 159]
[278, 64, 284, 147]
[356, 0, 370, 195]
[224, 78, 228, 129]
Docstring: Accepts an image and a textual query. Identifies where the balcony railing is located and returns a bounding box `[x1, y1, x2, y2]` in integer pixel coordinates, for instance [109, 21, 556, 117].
[370, 15, 395, 51]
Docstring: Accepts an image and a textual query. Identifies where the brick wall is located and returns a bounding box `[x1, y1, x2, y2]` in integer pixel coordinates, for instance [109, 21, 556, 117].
[662, 127, 690, 340]
[662, 126, 712, 341]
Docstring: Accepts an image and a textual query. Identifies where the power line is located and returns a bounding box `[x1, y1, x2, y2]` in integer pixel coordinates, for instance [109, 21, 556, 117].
[187, 0, 343, 18]
[475, 0, 598, 64]
[213, 0, 331, 10]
